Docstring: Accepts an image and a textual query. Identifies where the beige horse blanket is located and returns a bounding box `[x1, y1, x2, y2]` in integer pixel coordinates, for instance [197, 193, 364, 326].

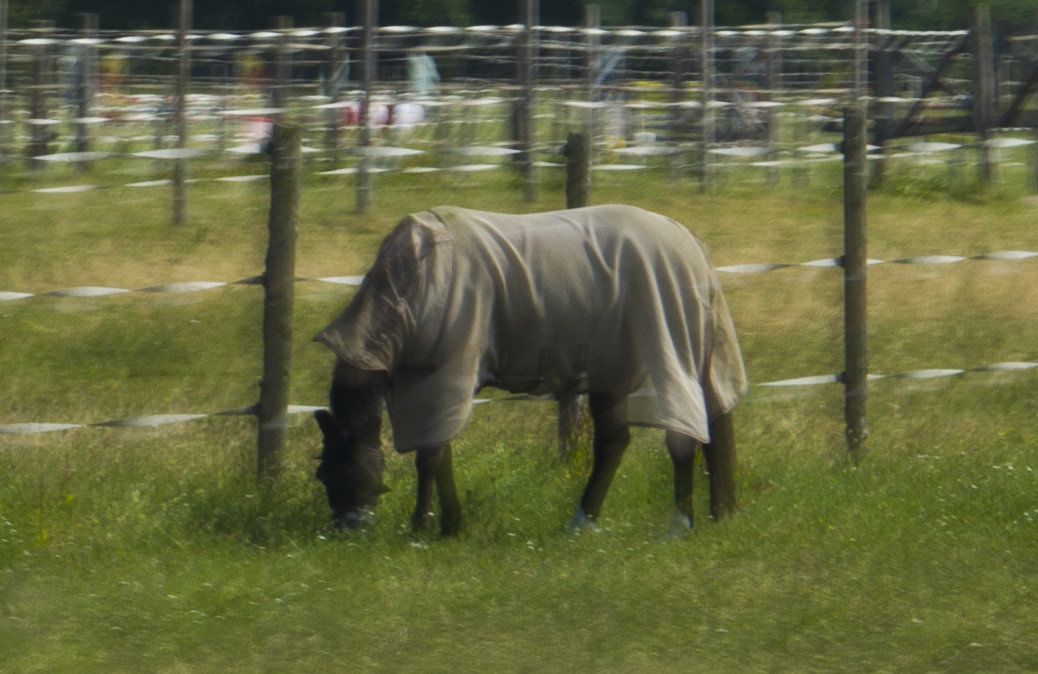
[316, 205, 747, 452]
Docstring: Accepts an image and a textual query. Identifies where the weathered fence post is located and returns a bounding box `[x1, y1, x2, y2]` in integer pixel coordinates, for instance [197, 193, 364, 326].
[257, 124, 301, 481]
[355, 0, 376, 214]
[1033, 135, 1038, 193]
[325, 12, 346, 168]
[565, 131, 590, 209]
[172, 0, 191, 227]
[583, 3, 600, 149]
[843, 105, 868, 458]
[870, 0, 893, 188]
[698, 0, 715, 193]
[558, 131, 592, 460]
[669, 11, 689, 180]
[973, 4, 997, 184]
[765, 11, 783, 186]
[74, 13, 98, 164]
[518, 0, 539, 203]
[27, 21, 54, 165]
[272, 16, 292, 115]
[852, 0, 868, 103]
[0, 0, 9, 181]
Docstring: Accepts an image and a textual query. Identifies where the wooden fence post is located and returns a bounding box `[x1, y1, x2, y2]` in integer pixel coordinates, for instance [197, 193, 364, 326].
[565, 131, 590, 209]
[0, 0, 8, 186]
[325, 12, 346, 168]
[272, 16, 292, 115]
[973, 4, 997, 184]
[355, 0, 376, 214]
[870, 0, 893, 188]
[518, 0, 539, 203]
[558, 131, 592, 460]
[843, 105, 868, 458]
[172, 0, 191, 227]
[1033, 136, 1038, 193]
[852, 0, 868, 102]
[257, 124, 301, 481]
[698, 0, 715, 193]
[583, 4, 600, 149]
[74, 13, 98, 163]
[669, 11, 689, 180]
[27, 21, 54, 165]
[765, 11, 783, 186]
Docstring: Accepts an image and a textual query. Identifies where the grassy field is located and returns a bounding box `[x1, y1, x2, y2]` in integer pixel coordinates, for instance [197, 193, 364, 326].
[1, 156, 1037, 672]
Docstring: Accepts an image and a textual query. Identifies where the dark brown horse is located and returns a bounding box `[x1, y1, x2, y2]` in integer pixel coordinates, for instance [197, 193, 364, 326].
[314, 205, 747, 536]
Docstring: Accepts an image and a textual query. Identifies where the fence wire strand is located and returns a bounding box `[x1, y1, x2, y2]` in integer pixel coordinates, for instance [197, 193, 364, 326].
[2, 362, 1034, 436]
[2, 250, 1035, 302]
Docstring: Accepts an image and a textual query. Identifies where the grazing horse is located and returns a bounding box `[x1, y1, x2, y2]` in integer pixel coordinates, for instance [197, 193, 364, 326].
[314, 205, 747, 536]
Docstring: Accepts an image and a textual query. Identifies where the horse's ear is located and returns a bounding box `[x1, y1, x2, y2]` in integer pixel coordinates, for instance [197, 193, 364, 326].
[314, 409, 338, 439]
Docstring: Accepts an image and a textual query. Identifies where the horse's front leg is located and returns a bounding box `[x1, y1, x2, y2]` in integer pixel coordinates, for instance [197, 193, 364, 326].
[413, 444, 462, 536]
[569, 392, 630, 529]
[665, 430, 699, 534]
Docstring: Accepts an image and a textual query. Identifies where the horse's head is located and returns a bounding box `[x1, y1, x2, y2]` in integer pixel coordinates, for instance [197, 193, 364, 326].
[314, 409, 387, 529]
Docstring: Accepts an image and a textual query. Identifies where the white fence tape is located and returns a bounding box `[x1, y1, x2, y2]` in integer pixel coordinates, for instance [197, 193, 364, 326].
[2, 251, 1035, 302]
[7, 132, 1036, 196]
[2, 240, 1034, 434]
[0, 405, 325, 435]
[761, 361, 1038, 387]
[2, 361, 1034, 436]
[714, 250, 1037, 274]
[12, 162, 530, 196]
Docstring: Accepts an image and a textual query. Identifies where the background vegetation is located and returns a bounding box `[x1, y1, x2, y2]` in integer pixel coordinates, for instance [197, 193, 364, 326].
[1, 140, 1037, 670]
[5, 0, 1037, 32]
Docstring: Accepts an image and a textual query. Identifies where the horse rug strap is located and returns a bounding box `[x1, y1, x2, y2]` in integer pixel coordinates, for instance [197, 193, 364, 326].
[316, 204, 748, 452]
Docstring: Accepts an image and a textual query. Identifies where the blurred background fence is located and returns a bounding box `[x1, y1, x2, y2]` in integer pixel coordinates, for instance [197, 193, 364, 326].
[2, 8, 1037, 198]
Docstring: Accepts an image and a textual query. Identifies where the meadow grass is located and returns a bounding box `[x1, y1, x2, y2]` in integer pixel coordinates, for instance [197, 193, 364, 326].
[1, 159, 1037, 672]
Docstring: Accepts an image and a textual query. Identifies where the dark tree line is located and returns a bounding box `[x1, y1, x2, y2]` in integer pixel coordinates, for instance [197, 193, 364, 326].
[6, 0, 1036, 31]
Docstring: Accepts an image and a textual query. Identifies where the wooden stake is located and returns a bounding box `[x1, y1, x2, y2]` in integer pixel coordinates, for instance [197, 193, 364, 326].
[973, 4, 997, 184]
[518, 0, 539, 203]
[172, 0, 191, 227]
[356, 0, 376, 214]
[257, 124, 301, 481]
[699, 0, 715, 192]
[843, 105, 868, 457]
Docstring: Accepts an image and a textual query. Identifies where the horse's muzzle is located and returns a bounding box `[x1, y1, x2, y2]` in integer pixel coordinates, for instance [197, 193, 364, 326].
[332, 508, 373, 530]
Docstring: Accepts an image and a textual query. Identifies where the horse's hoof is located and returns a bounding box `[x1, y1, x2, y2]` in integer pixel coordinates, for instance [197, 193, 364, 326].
[665, 511, 694, 539]
[567, 507, 599, 533]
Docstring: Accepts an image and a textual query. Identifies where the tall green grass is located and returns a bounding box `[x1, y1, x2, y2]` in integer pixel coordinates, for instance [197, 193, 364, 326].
[1, 161, 1037, 672]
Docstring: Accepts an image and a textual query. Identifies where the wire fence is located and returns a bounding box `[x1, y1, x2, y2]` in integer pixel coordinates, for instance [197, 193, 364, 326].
[2, 246, 1035, 436]
[2, 19, 1037, 195]
[4, 354, 1038, 436]
[2, 18, 1037, 439]
[2, 248, 1037, 301]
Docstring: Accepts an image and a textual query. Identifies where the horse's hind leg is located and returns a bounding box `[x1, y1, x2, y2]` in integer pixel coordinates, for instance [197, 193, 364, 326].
[702, 411, 737, 520]
[569, 392, 630, 529]
[665, 430, 699, 532]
